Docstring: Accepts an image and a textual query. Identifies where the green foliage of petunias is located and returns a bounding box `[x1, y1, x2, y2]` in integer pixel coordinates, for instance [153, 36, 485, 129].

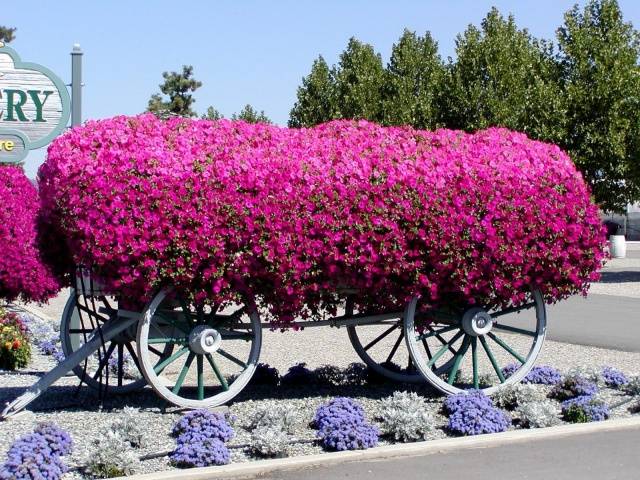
[557, 0, 640, 212]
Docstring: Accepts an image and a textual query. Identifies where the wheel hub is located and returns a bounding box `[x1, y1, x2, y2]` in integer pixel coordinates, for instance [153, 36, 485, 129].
[188, 325, 222, 355]
[461, 307, 493, 336]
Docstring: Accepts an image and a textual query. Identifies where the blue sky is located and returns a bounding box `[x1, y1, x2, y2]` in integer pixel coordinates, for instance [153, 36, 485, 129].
[5, 0, 640, 178]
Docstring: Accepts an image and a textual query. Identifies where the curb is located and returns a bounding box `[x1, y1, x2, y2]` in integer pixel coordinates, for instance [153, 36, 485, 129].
[122, 415, 640, 480]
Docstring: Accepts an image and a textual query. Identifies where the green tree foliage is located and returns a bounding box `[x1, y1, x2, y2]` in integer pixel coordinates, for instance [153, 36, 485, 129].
[202, 106, 223, 120]
[232, 104, 272, 124]
[147, 65, 202, 118]
[0, 25, 16, 43]
[334, 38, 385, 121]
[442, 8, 565, 142]
[383, 29, 446, 129]
[557, 0, 640, 211]
[289, 55, 336, 127]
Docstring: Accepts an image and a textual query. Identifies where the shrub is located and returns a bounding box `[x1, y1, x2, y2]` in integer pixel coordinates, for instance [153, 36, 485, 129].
[492, 383, 547, 410]
[343, 362, 368, 386]
[601, 366, 628, 388]
[170, 436, 230, 468]
[561, 396, 609, 423]
[171, 409, 234, 442]
[516, 400, 561, 428]
[0, 310, 31, 370]
[566, 365, 602, 384]
[33, 423, 73, 457]
[443, 390, 510, 435]
[501, 364, 562, 385]
[84, 431, 139, 478]
[623, 376, 640, 396]
[314, 365, 344, 386]
[246, 403, 298, 433]
[377, 391, 435, 441]
[0, 165, 59, 303]
[249, 426, 289, 457]
[550, 375, 598, 401]
[110, 407, 145, 448]
[281, 363, 315, 386]
[40, 116, 605, 326]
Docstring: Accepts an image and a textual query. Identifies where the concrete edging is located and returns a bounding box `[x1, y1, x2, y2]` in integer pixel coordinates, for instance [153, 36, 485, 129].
[122, 415, 640, 480]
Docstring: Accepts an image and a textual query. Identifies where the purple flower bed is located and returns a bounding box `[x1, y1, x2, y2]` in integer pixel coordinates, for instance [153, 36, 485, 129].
[550, 376, 598, 401]
[171, 409, 234, 442]
[561, 395, 609, 423]
[170, 437, 230, 468]
[314, 398, 379, 451]
[0, 425, 72, 480]
[443, 390, 510, 436]
[601, 366, 628, 388]
[501, 364, 562, 385]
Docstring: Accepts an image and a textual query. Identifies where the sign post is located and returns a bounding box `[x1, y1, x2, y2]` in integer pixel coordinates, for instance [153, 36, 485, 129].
[0, 42, 71, 163]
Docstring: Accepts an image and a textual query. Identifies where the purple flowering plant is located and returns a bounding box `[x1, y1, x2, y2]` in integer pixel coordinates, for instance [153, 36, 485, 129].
[443, 390, 511, 436]
[313, 398, 379, 451]
[550, 376, 598, 401]
[169, 436, 230, 468]
[171, 409, 234, 442]
[601, 366, 628, 388]
[561, 395, 609, 423]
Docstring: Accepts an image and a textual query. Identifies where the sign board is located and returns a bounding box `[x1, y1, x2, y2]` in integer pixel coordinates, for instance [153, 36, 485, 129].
[0, 42, 70, 163]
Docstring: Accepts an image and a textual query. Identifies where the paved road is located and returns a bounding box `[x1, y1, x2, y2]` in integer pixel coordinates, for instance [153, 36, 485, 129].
[261, 426, 640, 480]
[546, 294, 640, 352]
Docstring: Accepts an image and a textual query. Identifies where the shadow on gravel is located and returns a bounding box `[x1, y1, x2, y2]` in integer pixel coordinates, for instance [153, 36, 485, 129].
[598, 270, 640, 283]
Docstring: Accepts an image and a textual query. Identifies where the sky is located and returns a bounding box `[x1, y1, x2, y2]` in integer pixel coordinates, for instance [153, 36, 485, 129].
[5, 0, 640, 178]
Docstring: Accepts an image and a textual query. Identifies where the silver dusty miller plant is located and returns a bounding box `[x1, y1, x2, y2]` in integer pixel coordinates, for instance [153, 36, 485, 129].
[84, 430, 140, 478]
[566, 365, 602, 385]
[492, 383, 547, 410]
[516, 400, 562, 428]
[377, 391, 435, 442]
[109, 407, 145, 448]
[623, 376, 640, 396]
[246, 402, 298, 433]
[249, 425, 290, 457]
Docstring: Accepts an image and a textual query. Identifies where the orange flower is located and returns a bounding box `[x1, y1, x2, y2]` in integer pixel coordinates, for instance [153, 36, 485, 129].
[12, 340, 21, 350]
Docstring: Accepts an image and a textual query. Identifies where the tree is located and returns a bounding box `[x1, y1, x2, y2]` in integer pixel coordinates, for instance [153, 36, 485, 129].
[333, 38, 386, 121]
[557, 0, 640, 211]
[289, 55, 336, 127]
[202, 106, 223, 120]
[147, 65, 202, 118]
[382, 29, 446, 129]
[0, 25, 16, 43]
[441, 8, 565, 142]
[232, 104, 272, 124]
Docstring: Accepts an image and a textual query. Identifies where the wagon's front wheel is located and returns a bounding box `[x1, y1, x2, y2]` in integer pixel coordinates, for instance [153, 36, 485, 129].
[137, 287, 262, 409]
[404, 289, 547, 395]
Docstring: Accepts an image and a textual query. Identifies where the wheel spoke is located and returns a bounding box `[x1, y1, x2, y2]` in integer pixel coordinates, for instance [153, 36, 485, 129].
[447, 335, 470, 385]
[479, 336, 505, 383]
[148, 336, 188, 344]
[427, 330, 464, 368]
[364, 324, 398, 351]
[416, 325, 457, 341]
[217, 348, 247, 368]
[492, 302, 536, 318]
[68, 328, 95, 334]
[487, 332, 526, 364]
[197, 355, 204, 400]
[493, 323, 536, 337]
[117, 344, 124, 386]
[124, 342, 142, 371]
[471, 337, 479, 389]
[92, 343, 117, 380]
[154, 347, 188, 375]
[172, 352, 195, 395]
[77, 303, 109, 323]
[154, 312, 191, 334]
[206, 354, 229, 391]
[148, 345, 164, 357]
[385, 331, 404, 364]
[218, 330, 253, 341]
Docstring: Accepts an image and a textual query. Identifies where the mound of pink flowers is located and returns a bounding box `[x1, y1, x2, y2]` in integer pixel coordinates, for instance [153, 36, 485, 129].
[0, 166, 60, 303]
[39, 115, 605, 324]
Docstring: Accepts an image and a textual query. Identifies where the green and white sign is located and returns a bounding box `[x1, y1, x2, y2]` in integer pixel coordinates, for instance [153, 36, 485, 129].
[0, 42, 70, 163]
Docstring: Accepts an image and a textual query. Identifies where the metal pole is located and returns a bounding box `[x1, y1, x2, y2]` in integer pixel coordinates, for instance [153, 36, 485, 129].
[71, 43, 83, 126]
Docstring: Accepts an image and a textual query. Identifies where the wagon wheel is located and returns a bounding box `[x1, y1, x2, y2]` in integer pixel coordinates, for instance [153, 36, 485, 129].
[346, 298, 458, 383]
[60, 290, 172, 393]
[403, 289, 547, 395]
[136, 287, 262, 409]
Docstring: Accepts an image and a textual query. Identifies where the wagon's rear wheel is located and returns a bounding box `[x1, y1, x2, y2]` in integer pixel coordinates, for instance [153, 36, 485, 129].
[137, 287, 262, 409]
[346, 297, 459, 383]
[403, 289, 547, 395]
[61, 290, 169, 393]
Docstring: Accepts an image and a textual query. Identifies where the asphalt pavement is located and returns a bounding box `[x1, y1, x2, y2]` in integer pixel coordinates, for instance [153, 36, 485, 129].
[259, 425, 640, 480]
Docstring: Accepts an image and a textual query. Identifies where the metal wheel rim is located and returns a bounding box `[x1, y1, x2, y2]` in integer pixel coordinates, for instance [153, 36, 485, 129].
[403, 289, 547, 395]
[137, 287, 262, 409]
[60, 289, 151, 393]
